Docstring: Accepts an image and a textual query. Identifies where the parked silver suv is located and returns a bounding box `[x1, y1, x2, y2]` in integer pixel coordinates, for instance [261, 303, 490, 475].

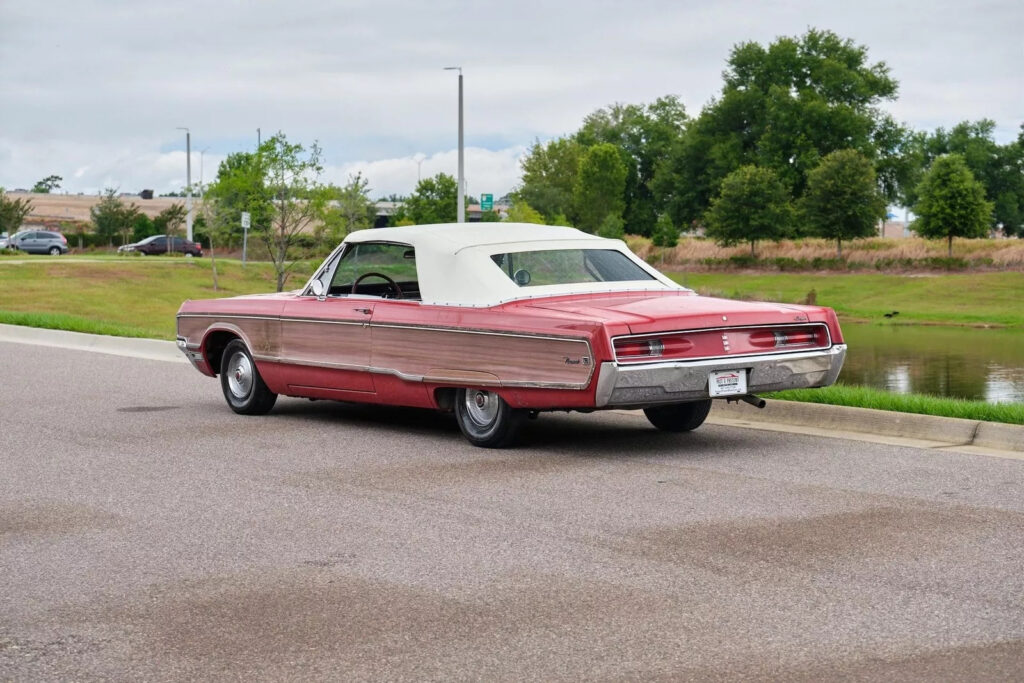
[8, 230, 69, 255]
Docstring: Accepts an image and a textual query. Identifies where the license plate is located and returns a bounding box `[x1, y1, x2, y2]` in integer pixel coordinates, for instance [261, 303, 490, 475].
[708, 369, 747, 397]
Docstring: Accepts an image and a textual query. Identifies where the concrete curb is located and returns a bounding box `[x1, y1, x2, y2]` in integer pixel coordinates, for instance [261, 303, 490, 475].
[711, 400, 1023, 454]
[0, 323, 184, 364]
[1, 323, 1021, 454]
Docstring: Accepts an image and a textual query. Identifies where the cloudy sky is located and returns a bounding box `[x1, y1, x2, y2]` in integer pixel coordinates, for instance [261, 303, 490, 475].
[1, 0, 1020, 200]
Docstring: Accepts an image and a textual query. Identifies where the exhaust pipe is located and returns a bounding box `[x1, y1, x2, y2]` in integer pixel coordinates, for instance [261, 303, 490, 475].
[740, 394, 766, 409]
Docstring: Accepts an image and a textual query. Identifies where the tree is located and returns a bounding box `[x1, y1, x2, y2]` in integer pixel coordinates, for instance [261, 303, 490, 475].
[506, 201, 546, 225]
[32, 175, 63, 194]
[154, 204, 187, 253]
[905, 120, 1024, 236]
[913, 154, 993, 257]
[205, 151, 273, 251]
[573, 143, 627, 233]
[515, 137, 584, 223]
[655, 29, 902, 227]
[397, 173, 459, 225]
[575, 96, 688, 236]
[651, 213, 679, 248]
[0, 188, 33, 235]
[90, 189, 141, 246]
[801, 149, 887, 257]
[703, 165, 792, 256]
[320, 172, 375, 246]
[259, 133, 330, 291]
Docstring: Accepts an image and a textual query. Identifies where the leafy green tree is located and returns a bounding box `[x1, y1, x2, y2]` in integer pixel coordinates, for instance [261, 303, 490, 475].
[152, 204, 187, 252]
[260, 133, 331, 291]
[905, 120, 1024, 236]
[514, 137, 584, 223]
[32, 175, 63, 194]
[596, 213, 625, 239]
[506, 201, 546, 225]
[575, 96, 687, 236]
[90, 189, 141, 246]
[205, 150, 273, 250]
[132, 213, 156, 241]
[479, 210, 501, 222]
[704, 165, 792, 256]
[398, 173, 459, 225]
[573, 143, 627, 233]
[913, 154, 993, 257]
[655, 29, 902, 227]
[0, 188, 34, 235]
[801, 149, 887, 257]
[651, 213, 679, 248]
[206, 133, 329, 290]
[320, 172, 375, 246]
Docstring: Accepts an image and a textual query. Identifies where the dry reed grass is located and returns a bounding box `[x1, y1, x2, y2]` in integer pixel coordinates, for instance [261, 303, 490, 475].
[626, 236, 1024, 270]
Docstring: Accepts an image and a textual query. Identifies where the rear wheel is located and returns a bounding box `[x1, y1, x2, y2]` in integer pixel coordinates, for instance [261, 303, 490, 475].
[48, 246, 62, 256]
[644, 399, 712, 432]
[219, 339, 277, 415]
[454, 388, 525, 448]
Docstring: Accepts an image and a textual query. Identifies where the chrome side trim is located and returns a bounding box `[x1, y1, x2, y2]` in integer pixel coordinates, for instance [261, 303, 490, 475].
[251, 354, 589, 390]
[595, 344, 847, 407]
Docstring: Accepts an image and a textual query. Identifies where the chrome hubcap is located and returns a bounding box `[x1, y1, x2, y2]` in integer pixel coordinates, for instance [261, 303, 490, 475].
[226, 351, 253, 398]
[464, 390, 499, 426]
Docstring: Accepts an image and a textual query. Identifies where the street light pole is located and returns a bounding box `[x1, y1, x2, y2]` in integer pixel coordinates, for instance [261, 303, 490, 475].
[176, 127, 193, 241]
[444, 66, 464, 223]
[199, 147, 210, 200]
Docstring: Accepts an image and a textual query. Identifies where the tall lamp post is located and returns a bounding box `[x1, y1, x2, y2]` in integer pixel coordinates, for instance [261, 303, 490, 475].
[176, 127, 193, 241]
[444, 66, 464, 223]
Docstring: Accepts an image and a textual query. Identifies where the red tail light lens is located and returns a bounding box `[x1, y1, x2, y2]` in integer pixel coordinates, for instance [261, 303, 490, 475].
[749, 327, 826, 348]
[615, 339, 664, 359]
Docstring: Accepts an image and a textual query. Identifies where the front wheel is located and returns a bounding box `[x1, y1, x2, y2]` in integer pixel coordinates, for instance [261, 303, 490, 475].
[454, 388, 525, 448]
[219, 339, 277, 415]
[643, 399, 712, 432]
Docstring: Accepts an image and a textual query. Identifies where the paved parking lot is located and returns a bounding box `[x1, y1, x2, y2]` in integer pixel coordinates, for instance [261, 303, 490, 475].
[2, 341, 1023, 680]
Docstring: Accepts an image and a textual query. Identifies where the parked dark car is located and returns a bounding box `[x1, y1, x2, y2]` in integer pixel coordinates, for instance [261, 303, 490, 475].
[8, 230, 69, 255]
[119, 235, 203, 256]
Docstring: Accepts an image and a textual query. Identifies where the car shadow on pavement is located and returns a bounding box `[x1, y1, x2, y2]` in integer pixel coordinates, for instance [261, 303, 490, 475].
[267, 398, 745, 457]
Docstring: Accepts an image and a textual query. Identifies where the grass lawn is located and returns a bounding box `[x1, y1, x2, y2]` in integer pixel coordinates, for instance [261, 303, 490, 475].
[767, 384, 1024, 425]
[0, 256, 306, 339]
[667, 271, 1024, 328]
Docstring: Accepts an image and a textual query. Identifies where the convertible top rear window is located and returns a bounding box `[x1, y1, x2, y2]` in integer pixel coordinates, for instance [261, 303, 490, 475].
[490, 249, 655, 287]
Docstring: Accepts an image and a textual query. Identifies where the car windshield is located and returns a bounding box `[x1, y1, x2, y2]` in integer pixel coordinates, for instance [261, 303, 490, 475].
[139, 236, 162, 244]
[489, 249, 655, 287]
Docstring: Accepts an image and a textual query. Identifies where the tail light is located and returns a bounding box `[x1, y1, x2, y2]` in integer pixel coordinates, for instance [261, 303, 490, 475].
[748, 327, 827, 348]
[61, 235, 68, 244]
[614, 324, 829, 363]
[614, 336, 694, 361]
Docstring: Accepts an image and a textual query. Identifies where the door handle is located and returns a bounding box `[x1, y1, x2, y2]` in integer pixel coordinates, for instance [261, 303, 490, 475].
[354, 308, 372, 314]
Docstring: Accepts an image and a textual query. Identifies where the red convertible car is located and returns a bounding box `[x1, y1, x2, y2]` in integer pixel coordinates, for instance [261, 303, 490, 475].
[177, 223, 846, 447]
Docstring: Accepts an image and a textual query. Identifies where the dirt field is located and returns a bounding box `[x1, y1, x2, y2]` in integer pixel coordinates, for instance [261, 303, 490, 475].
[11, 192, 187, 222]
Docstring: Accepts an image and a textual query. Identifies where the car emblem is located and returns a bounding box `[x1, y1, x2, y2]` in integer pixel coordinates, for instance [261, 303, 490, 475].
[721, 333, 731, 352]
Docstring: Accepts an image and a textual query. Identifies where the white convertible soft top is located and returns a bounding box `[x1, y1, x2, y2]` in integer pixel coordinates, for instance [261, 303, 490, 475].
[341, 222, 681, 306]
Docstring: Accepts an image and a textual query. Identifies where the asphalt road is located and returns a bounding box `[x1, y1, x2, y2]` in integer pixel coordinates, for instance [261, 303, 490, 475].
[2, 341, 1023, 681]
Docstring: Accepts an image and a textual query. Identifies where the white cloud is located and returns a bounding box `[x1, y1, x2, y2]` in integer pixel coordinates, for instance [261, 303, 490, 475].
[0, 0, 1020, 195]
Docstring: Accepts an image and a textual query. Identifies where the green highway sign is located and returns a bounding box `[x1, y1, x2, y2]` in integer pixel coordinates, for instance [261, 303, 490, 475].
[480, 193, 493, 211]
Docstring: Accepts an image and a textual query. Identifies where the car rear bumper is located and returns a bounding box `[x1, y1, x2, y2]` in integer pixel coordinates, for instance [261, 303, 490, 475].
[593, 344, 846, 408]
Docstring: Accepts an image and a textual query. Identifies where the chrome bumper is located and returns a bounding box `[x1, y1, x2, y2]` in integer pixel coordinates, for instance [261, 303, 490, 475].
[594, 344, 846, 408]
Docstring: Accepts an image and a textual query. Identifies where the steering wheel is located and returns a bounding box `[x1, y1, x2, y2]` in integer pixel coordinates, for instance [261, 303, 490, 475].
[351, 272, 403, 299]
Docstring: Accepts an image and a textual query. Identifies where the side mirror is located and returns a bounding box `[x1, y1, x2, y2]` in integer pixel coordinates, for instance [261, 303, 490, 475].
[310, 280, 326, 300]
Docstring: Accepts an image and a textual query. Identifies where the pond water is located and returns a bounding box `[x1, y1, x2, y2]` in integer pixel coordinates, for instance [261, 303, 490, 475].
[838, 324, 1024, 404]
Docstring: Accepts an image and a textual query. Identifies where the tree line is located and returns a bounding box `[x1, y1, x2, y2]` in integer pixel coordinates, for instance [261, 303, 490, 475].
[513, 29, 1022, 255]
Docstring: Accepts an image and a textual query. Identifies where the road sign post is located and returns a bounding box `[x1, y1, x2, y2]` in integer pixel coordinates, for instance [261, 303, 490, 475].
[241, 212, 251, 266]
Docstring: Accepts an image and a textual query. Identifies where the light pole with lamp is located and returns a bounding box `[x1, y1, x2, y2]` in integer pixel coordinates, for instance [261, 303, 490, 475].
[443, 66, 464, 223]
[198, 147, 210, 200]
[176, 127, 193, 241]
